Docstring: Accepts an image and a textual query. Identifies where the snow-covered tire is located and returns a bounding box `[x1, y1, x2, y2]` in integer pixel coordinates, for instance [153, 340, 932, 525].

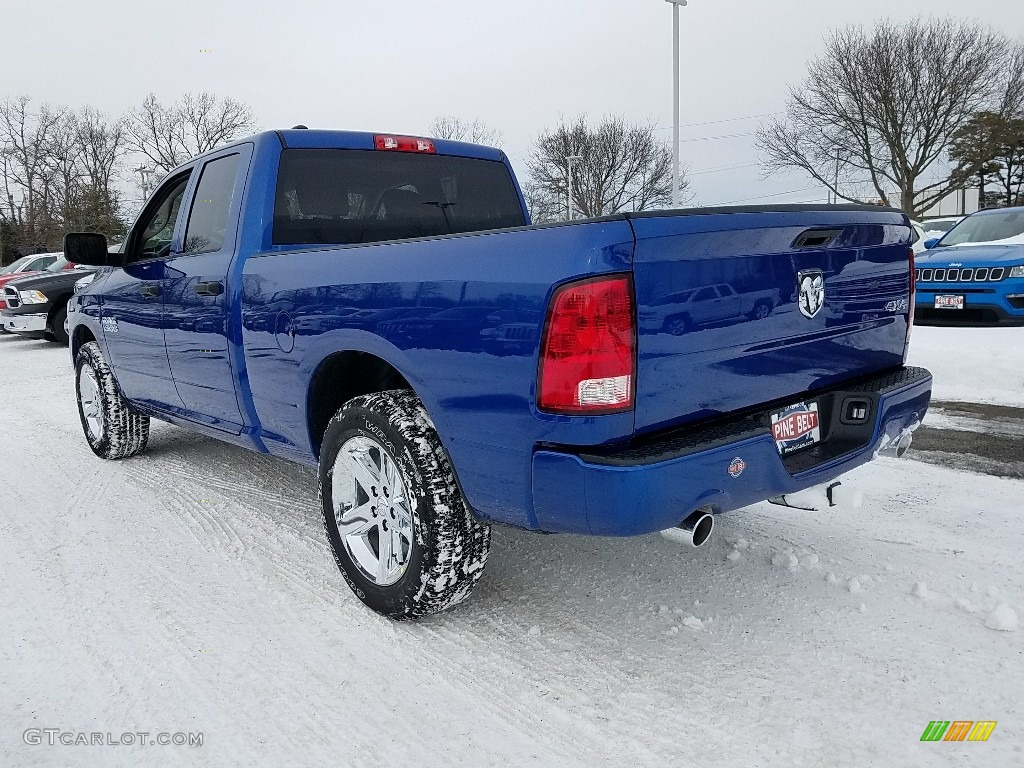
[75, 341, 150, 460]
[318, 389, 490, 620]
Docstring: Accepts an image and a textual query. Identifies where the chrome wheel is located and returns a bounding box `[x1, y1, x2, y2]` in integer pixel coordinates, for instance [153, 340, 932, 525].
[78, 363, 105, 443]
[331, 435, 414, 586]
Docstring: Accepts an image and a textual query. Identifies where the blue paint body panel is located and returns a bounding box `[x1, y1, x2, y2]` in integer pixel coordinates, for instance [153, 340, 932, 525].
[69, 130, 933, 536]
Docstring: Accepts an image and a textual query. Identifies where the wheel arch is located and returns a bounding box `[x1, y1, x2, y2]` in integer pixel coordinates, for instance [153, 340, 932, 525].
[306, 348, 424, 462]
[70, 322, 97, 361]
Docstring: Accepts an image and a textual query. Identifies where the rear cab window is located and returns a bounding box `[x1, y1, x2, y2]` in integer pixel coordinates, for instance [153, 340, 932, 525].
[272, 149, 526, 246]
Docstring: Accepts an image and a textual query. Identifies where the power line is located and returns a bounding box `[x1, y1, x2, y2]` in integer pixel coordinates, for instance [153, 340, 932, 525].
[679, 131, 756, 144]
[655, 111, 782, 132]
[709, 186, 820, 206]
[688, 161, 760, 176]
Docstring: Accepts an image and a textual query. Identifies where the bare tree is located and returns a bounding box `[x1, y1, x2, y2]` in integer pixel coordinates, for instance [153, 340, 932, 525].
[526, 115, 684, 222]
[0, 99, 130, 252]
[76, 107, 126, 199]
[124, 92, 257, 174]
[0, 97, 66, 247]
[429, 116, 503, 146]
[1000, 42, 1024, 118]
[758, 19, 1015, 218]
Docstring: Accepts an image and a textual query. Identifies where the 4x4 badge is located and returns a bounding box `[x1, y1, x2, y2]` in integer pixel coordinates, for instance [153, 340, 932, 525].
[797, 269, 825, 319]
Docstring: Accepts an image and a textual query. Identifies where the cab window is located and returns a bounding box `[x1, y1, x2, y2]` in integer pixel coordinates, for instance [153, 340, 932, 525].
[183, 154, 241, 254]
[128, 173, 191, 264]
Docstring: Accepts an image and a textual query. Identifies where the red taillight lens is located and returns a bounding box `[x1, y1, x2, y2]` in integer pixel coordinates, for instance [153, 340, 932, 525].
[538, 275, 635, 414]
[374, 135, 437, 153]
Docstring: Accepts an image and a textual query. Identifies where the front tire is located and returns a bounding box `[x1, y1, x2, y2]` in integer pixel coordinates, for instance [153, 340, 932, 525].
[75, 341, 150, 460]
[318, 389, 491, 619]
[49, 302, 69, 345]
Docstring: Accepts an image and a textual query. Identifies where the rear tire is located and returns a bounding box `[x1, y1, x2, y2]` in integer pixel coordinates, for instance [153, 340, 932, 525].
[75, 341, 150, 460]
[318, 389, 490, 619]
[749, 300, 772, 321]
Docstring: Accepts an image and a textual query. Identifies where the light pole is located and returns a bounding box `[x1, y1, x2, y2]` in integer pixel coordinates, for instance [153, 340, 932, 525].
[666, 0, 687, 207]
[566, 155, 583, 220]
[133, 165, 154, 199]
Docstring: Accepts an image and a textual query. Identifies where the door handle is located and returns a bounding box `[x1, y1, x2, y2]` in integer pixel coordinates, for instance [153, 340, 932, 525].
[140, 285, 161, 298]
[195, 281, 224, 296]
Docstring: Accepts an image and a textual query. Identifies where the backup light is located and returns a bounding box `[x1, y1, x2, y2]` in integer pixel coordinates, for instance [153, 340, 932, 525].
[538, 275, 635, 414]
[374, 135, 437, 154]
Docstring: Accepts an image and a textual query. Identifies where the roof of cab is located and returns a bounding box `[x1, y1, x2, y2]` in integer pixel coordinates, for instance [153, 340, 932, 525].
[217, 129, 506, 163]
[158, 129, 509, 183]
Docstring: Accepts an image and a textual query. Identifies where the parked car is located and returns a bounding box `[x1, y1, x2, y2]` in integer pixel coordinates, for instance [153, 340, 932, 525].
[0, 252, 59, 276]
[0, 253, 63, 312]
[65, 128, 930, 619]
[1, 255, 94, 343]
[922, 207, 1024, 250]
[915, 206, 1024, 325]
[909, 220, 928, 254]
[921, 216, 964, 241]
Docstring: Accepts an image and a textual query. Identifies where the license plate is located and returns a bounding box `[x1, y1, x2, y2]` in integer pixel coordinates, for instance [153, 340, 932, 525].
[771, 401, 821, 455]
[935, 294, 964, 310]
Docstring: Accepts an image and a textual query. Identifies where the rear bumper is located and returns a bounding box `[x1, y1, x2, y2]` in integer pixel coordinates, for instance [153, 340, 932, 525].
[2, 311, 48, 334]
[531, 366, 932, 536]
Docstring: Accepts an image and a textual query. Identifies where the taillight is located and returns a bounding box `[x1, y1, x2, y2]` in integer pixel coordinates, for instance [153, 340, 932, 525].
[538, 275, 635, 414]
[374, 135, 437, 153]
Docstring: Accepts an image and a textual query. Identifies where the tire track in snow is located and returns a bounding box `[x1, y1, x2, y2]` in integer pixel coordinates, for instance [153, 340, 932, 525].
[114, 431, 636, 765]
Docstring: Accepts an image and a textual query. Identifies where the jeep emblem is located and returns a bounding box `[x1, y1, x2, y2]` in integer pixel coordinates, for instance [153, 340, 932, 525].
[797, 269, 824, 319]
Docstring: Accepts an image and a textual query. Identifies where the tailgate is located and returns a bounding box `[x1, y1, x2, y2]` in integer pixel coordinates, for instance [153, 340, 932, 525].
[628, 207, 913, 434]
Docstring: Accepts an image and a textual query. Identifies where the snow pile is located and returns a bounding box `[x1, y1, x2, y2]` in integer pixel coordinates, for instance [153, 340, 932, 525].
[984, 603, 1018, 632]
[907, 326, 1024, 407]
[681, 615, 704, 631]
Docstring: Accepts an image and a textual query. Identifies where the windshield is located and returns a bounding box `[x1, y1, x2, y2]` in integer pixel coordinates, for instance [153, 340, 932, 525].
[46, 256, 70, 272]
[925, 219, 958, 234]
[939, 210, 1024, 246]
[1, 255, 33, 274]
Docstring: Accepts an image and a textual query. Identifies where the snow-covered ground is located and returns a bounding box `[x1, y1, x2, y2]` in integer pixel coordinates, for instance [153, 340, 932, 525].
[1, 334, 1022, 767]
[907, 325, 1024, 408]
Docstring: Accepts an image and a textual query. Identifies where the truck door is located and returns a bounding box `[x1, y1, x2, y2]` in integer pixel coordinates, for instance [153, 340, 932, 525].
[162, 147, 250, 431]
[98, 170, 193, 411]
[689, 286, 720, 324]
[714, 284, 743, 319]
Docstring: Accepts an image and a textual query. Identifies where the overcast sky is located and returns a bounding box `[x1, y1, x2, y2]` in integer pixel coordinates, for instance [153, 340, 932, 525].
[2, 0, 1023, 208]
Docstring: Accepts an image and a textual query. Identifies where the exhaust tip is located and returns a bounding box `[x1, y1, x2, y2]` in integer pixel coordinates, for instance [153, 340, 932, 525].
[895, 433, 913, 458]
[679, 510, 714, 547]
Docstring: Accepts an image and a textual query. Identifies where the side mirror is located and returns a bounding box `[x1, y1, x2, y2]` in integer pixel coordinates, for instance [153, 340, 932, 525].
[63, 233, 111, 267]
[923, 238, 940, 250]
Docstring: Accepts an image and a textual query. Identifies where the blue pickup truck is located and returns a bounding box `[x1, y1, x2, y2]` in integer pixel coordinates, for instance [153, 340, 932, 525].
[65, 129, 932, 619]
